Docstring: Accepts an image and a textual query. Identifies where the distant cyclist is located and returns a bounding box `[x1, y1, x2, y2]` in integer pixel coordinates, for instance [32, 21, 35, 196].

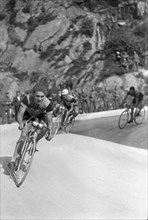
[60, 89, 79, 128]
[121, 86, 144, 123]
[8, 82, 53, 170]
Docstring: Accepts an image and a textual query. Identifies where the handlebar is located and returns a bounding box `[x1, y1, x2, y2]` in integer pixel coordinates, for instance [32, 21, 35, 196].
[19, 117, 50, 131]
[124, 103, 132, 108]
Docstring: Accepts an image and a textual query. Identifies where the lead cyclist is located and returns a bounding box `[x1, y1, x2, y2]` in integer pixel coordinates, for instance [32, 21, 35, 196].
[8, 83, 53, 171]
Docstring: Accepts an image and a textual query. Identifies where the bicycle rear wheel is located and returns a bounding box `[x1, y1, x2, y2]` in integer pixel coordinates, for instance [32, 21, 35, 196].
[15, 139, 36, 187]
[118, 110, 129, 129]
[65, 117, 75, 133]
[51, 115, 62, 138]
[134, 107, 145, 125]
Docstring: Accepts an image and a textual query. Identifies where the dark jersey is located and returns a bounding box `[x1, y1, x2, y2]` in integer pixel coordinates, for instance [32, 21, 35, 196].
[127, 91, 143, 102]
[21, 95, 53, 118]
[61, 94, 78, 109]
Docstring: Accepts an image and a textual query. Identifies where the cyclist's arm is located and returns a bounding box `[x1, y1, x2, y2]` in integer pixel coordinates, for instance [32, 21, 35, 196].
[17, 103, 27, 129]
[46, 111, 53, 131]
[121, 93, 129, 106]
[46, 102, 53, 131]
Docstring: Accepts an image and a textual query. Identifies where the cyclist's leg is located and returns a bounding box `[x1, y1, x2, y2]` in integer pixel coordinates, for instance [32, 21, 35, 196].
[36, 119, 47, 142]
[60, 108, 67, 128]
[69, 106, 79, 122]
[129, 98, 136, 122]
[136, 99, 143, 115]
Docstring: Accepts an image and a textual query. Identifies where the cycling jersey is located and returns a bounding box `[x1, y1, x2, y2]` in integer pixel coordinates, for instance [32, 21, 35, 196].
[127, 91, 143, 103]
[61, 94, 78, 110]
[21, 94, 53, 119]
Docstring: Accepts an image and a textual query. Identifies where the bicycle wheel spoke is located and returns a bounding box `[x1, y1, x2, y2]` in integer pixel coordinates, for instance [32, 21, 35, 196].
[51, 115, 62, 137]
[134, 107, 145, 124]
[15, 140, 36, 187]
[118, 110, 129, 129]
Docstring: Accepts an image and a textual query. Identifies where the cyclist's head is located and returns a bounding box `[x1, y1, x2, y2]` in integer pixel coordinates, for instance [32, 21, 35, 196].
[16, 91, 20, 96]
[129, 86, 135, 95]
[33, 83, 48, 104]
[61, 89, 69, 96]
[129, 86, 135, 91]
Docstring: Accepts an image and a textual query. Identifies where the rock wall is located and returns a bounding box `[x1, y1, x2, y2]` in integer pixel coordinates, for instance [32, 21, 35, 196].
[0, 0, 148, 97]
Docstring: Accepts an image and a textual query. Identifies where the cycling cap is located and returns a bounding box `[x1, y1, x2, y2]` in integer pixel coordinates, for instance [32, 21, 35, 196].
[61, 89, 69, 95]
[33, 83, 48, 95]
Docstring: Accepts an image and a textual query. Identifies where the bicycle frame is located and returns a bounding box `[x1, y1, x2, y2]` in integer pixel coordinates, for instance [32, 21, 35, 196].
[10, 118, 49, 187]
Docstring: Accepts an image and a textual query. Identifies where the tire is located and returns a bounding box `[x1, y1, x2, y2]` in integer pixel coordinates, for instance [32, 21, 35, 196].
[65, 117, 75, 133]
[118, 110, 129, 129]
[134, 107, 145, 125]
[15, 139, 36, 187]
[51, 115, 62, 138]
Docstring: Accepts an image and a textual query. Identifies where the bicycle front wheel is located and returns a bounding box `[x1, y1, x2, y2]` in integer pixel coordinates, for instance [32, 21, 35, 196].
[15, 140, 36, 187]
[134, 107, 145, 125]
[65, 117, 75, 133]
[118, 110, 129, 129]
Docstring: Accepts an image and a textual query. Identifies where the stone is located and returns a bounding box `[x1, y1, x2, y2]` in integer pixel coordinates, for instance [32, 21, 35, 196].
[14, 27, 27, 42]
[15, 11, 31, 23]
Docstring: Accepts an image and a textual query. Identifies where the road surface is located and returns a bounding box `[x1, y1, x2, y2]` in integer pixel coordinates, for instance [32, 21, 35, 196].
[0, 113, 147, 220]
[73, 115, 148, 149]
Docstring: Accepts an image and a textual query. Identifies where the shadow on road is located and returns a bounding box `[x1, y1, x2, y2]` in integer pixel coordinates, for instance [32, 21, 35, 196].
[0, 156, 11, 175]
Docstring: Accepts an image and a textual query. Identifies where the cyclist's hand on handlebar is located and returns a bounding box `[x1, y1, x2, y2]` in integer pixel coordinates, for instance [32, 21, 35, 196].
[120, 103, 123, 108]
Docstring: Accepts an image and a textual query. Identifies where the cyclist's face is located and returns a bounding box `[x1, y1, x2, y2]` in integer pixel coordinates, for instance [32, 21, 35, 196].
[129, 89, 135, 95]
[34, 91, 45, 104]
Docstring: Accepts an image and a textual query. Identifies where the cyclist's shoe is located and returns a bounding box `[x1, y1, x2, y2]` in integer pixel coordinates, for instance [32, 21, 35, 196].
[128, 119, 133, 123]
[8, 161, 15, 171]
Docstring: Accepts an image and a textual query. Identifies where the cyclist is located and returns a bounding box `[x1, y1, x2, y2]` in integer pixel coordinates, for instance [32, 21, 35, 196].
[121, 86, 144, 123]
[60, 89, 79, 129]
[8, 82, 53, 171]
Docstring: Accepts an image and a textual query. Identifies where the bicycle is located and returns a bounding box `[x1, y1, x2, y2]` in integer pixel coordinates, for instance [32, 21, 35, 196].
[60, 106, 76, 133]
[8, 118, 50, 187]
[118, 103, 145, 129]
[51, 104, 65, 137]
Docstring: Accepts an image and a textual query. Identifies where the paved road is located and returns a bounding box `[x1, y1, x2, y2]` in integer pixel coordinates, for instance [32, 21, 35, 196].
[0, 114, 147, 220]
[73, 114, 148, 149]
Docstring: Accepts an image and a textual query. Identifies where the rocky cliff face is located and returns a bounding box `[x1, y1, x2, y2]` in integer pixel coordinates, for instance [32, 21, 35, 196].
[0, 0, 148, 97]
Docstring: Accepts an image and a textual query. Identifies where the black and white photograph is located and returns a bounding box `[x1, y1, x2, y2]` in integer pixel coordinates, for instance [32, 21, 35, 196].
[0, 0, 147, 219]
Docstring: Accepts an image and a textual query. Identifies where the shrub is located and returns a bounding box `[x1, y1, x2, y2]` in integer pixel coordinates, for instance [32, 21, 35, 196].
[30, 71, 41, 84]
[100, 62, 127, 80]
[102, 21, 147, 79]
[22, 6, 30, 14]
[104, 27, 138, 57]
[6, 0, 16, 11]
[134, 20, 148, 38]
[14, 71, 28, 81]
[0, 13, 6, 21]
